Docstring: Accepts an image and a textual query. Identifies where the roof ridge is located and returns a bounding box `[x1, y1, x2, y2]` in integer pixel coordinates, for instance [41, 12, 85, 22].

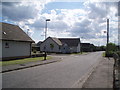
[1, 22, 18, 26]
[1, 22, 34, 42]
[49, 37, 62, 46]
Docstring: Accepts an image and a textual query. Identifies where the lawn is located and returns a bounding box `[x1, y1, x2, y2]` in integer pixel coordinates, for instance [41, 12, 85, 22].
[0, 56, 52, 66]
[102, 52, 106, 57]
[71, 52, 87, 55]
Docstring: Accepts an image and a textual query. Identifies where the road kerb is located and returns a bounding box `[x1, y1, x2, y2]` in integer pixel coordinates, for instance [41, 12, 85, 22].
[1, 60, 61, 73]
[71, 57, 103, 88]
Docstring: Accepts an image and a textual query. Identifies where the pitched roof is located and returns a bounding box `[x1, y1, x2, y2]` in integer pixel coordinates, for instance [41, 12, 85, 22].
[1, 22, 34, 42]
[59, 38, 80, 47]
[81, 43, 91, 45]
[37, 41, 43, 46]
[51, 37, 62, 46]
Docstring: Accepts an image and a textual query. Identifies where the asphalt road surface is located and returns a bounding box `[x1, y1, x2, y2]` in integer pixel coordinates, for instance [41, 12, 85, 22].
[2, 51, 103, 88]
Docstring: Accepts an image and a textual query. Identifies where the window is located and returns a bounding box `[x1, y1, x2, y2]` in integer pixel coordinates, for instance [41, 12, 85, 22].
[59, 46, 61, 50]
[50, 43, 54, 50]
[5, 42, 9, 48]
[44, 46, 46, 50]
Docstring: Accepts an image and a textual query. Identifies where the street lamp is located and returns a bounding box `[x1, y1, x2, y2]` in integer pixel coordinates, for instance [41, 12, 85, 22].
[44, 19, 50, 60]
[45, 19, 50, 39]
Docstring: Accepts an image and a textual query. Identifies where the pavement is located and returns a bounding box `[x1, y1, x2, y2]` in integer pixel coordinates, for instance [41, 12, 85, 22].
[81, 57, 114, 88]
[1, 56, 61, 73]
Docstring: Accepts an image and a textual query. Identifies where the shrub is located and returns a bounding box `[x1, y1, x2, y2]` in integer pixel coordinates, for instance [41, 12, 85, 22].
[116, 51, 120, 58]
[105, 43, 117, 57]
[105, 51, 114, 57]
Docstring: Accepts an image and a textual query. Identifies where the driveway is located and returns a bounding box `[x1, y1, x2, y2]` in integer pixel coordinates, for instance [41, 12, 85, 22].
[2, 51, 104, 88]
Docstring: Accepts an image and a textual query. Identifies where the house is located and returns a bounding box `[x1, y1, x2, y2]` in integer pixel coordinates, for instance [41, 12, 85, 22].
[32, 43, 40, 52]
[40, 37, 81, 53]
[81, 43, 95, 52]
[37, 41, 43, 52]
[0, 22, 34, 60]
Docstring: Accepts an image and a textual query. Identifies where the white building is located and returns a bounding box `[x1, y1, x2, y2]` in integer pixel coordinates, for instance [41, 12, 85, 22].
[40, 37, 81, 53]
[1, 22, 34, 60]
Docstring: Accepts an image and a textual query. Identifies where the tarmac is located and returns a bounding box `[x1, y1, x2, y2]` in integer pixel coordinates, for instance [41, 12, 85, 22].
[1, 55, 114, 88]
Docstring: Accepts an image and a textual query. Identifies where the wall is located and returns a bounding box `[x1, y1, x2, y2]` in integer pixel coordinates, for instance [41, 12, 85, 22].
[70, 47, 77, 53]
[40, 38, 60, 53]
[77, 43, 81, 52]
[61, 44, 70, 53]
[2, 40, 31, 58]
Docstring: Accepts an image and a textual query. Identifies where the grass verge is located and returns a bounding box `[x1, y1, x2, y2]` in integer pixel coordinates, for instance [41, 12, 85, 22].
[71, 52, 87, 55]
[102, 52, 106, 57]
[0, 56, 52, 66]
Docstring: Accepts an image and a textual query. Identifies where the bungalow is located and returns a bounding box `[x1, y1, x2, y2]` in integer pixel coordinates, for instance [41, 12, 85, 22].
[0, 22, 34, 60]
[40, 37, 81, 53]
[81, 43, 95, 52]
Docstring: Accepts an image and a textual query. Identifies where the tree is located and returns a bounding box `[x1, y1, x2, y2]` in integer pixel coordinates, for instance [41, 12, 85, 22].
[106, 43, 117, 57]
[50, 43, 54, 50]
[107, 43, 117, 52]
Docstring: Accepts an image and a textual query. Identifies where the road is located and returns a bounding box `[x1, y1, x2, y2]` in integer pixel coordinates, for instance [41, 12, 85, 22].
[2, 51, 103, 88]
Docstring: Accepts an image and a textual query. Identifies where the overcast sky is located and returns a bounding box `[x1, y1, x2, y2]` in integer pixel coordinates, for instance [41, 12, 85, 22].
[1, 0, 119, 46]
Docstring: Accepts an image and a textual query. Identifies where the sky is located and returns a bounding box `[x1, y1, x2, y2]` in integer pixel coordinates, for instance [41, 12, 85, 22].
[1, 0, 119, 46]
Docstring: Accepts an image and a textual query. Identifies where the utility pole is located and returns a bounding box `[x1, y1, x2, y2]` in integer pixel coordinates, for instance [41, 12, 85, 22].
[107, 19, 109, 45]
[106, 19, 109, 56]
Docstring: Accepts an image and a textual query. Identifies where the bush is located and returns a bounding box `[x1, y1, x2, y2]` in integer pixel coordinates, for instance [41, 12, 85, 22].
[116, 51, 120, 57]
[105, 43, 118, 57]
[105, 51, 114, 57]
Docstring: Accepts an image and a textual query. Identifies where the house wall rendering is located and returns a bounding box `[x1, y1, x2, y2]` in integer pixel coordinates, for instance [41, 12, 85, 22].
[77, 43, 81, 53]
[2, 40, 31, 58]
[40, 37, 61, 53]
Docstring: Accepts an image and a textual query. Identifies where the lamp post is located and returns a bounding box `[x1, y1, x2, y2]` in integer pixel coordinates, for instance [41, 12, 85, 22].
[45, 19, 50, 39]
[44, 19, 50, 60]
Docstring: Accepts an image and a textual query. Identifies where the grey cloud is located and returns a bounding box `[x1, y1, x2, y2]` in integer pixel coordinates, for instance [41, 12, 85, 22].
[69, 20, 94, 39]
[2, 2, 20, 6]
[56, 15, 64, 20]
[30, 17, 46, 29]
[2, 2, 39, 21]
[86, 2, 117, 20]
[87, 3, 107, 19]
[75, 18, 91, 27]
[49, 21, 69, 30]
[71, 18, 92, 34]
[69, 17, 107, 39]
[118, 1, 120, 16]
[30, 18, 69, 31]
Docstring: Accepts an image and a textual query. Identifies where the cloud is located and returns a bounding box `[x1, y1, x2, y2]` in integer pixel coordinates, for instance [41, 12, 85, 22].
[30, 17, 46, 29]
[87, 2, 107, 19]
[2, 0, 53, 21]
[49, 20, 69, 30]
[2, 2, 39, 21]
[1, 1, 118, 45]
